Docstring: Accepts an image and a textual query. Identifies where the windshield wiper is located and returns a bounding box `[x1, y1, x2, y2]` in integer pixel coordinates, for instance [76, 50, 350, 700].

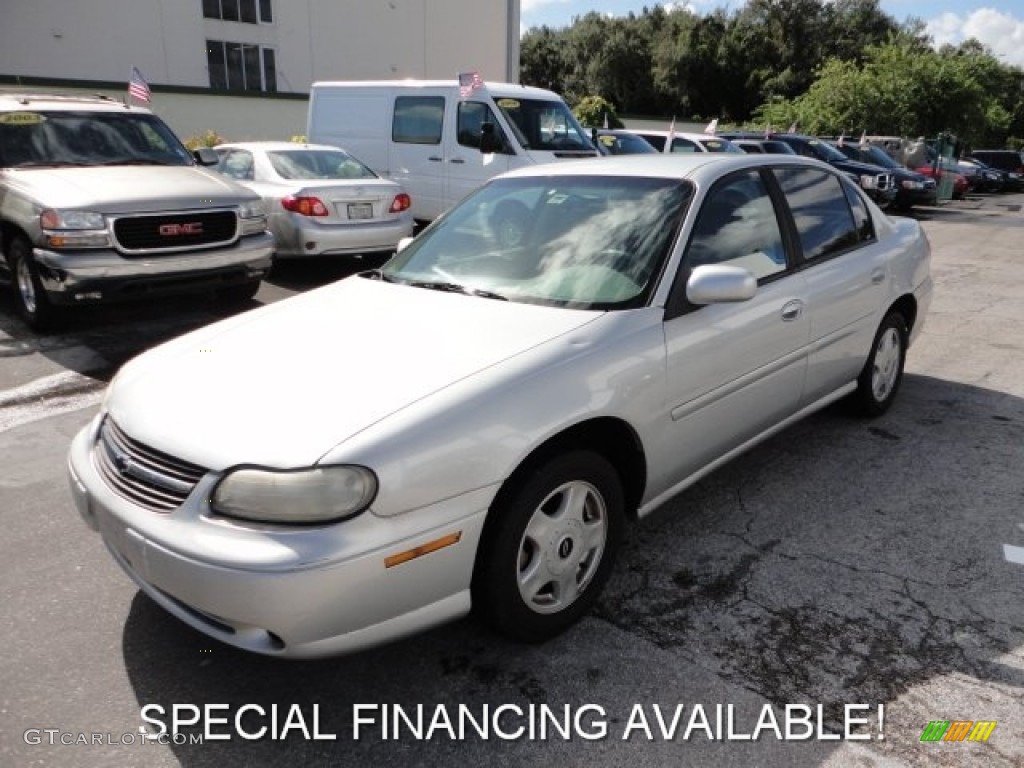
[96, 159, 179, 166]
[409, 281, 507, 301]
[359, 268, 401, 283]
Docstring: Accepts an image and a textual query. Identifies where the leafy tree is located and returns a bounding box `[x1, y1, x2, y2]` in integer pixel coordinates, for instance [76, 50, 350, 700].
[574, 95, 623, 128]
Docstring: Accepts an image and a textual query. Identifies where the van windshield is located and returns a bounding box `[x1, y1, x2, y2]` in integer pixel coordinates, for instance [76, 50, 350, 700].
[494, 97, 597, 155]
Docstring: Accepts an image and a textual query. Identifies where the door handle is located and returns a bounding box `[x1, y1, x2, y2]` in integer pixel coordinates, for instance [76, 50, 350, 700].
[870, 268, 885, 284]
[449, 157, 465, 164]
[428, 156, 444, 162]
[781, 300, 803, 321]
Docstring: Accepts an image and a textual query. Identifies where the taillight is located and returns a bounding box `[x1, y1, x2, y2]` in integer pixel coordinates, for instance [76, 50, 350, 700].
[389, 193, 411, 213]
[282, 195, 329, 217]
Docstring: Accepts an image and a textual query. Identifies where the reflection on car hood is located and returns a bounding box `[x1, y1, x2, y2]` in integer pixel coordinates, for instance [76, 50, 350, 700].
[107, 277, 601, 469]
[833, 159, 891, 176]
[1, 166, 254, 212]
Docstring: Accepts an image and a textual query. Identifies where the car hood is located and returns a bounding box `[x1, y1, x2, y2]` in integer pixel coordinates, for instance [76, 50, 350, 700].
[832, 158, 891, 176]
[2, 165, 254, 212]
[107, 277, 601, 470]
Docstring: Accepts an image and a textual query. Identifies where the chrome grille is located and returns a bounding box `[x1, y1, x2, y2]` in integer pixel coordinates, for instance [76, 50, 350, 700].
[93, 417, 207, 512]
[112, 210, 238, 254]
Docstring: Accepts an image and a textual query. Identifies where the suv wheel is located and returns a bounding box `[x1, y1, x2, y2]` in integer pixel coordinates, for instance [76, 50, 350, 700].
[8, 237, 63, 331]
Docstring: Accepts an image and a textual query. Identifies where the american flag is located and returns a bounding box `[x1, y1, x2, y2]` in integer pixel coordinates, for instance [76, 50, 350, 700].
[128, 66, 151, 103]
[458, 71, 484, 99]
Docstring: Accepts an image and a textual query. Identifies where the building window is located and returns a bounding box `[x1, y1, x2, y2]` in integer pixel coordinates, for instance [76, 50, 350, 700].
[203, 0, 272, 24]
[206, 40, 278, 92]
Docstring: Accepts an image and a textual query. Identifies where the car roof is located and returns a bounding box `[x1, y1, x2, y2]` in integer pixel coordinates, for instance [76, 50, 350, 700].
[0, 91, 151, 114]
[497, 152, 833, 183]
[215, 141, 350, 153]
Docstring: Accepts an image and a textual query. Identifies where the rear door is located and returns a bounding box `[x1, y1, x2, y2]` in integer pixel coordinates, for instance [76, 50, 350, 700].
[389, 90, 448, 220]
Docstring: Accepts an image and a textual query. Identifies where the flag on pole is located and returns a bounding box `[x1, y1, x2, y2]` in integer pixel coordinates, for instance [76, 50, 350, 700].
[837, 132, 846, 148]
[665, 117, 676, 154]
[603, 112, 609, 130]
[128, 66, 151, 103]
[858, 130, 868, 149]
[704, 118, 718, 135]
[764, 123, 772, 139]
[787, 121, 798, 133]
[458, 71, 484, 99]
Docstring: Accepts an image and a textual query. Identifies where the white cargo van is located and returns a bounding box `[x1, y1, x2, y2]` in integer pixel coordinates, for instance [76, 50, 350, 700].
[307, 80, 598, 221]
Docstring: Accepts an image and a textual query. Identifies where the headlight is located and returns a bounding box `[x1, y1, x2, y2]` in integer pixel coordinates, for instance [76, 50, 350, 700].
[40, 209, 111, 248]
[859, 175, 879, 190]
[901, 180, 924, 190]
[237, 199, 267, 236]
[212, 465, 377, 524]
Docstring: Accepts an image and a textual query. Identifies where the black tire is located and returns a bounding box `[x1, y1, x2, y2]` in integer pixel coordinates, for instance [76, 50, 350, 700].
[7, 236, 64, 331]
[490, 201, 529, 249]
[217, 279, 261, 303]
[849, 311, 908, 417]
[472, 450, 624, 642]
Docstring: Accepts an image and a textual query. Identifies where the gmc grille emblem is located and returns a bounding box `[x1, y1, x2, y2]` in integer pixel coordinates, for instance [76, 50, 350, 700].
[158, 222, 204, 236]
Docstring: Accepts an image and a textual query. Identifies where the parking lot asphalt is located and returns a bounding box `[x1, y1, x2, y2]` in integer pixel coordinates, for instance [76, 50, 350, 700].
[1, 196, 1023, 767]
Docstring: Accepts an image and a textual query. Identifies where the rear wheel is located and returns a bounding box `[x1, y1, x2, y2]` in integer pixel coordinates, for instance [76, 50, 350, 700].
[8, 237, 63, 331]
[849, 311, 907, 417]
[473, 451, 624, 642]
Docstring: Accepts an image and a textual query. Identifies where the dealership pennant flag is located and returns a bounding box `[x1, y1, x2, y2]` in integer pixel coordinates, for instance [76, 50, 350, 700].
[603, 112, 610, 129]
[665, 117, 676, 154]
[837, 132, 846, 147]
[859, 130, 868, 149]
[128, 66, 151, 103]
[704, 117, 718, 135]
[764, 123, 772, 138]
[458, 71, 484, 99]
[787, 121, 798, 133]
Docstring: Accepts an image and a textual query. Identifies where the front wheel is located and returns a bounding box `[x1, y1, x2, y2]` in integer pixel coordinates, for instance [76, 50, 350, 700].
[849, 311, 908, 417]
[472, 451, 624, 642]
[8, 237, 63, 331]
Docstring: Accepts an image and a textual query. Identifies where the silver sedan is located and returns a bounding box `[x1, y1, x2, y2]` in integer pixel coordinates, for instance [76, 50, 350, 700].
[214, 141, 413, 260]
[68, 153, 932, 658]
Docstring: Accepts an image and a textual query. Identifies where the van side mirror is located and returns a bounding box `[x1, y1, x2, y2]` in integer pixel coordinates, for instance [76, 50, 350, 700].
[480, 122, 504, 155]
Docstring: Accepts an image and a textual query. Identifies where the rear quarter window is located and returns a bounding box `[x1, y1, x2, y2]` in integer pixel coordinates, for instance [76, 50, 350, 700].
[774, 167, 860, 262]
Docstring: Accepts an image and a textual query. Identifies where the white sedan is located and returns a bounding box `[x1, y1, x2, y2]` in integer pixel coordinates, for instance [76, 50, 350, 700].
[68, 154, 932, 658]
[214, 141, 413, 260]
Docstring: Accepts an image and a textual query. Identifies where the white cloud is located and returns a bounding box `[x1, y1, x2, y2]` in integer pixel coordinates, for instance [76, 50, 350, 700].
[520, 0, 570, 12]
[925, 8, 1024, 67]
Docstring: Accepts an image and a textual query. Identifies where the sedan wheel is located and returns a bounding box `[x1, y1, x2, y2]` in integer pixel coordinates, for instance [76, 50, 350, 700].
[473, 451, 624, 642]
[850, 311, 907, 417]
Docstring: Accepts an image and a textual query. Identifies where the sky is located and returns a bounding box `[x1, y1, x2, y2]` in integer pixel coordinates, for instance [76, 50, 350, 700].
[519, 0, 1024, 67]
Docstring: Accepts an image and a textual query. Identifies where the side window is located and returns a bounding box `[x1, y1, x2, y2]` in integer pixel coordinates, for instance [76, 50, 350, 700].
[218, 150, 254, 181]
[683, 170, 787, 281]
[840, 177, 875, 243]
[456, 101, 505, 149]
[393, 96, 444, 145]
[669, 137, 699, 153]
[774, 167, 859, 261]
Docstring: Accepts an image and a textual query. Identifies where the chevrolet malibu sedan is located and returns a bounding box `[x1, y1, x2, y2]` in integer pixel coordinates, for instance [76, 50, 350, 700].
[68, 154, 932, 658]
[214, 141, 413, 261]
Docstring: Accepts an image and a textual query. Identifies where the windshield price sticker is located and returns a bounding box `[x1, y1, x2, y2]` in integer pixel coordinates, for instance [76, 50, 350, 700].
[497, 99, 521, 109]
[0, 112, 46, 125]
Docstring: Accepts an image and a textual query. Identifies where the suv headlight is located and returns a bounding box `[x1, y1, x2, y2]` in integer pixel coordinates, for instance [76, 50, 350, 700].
[901, 179, 924, 190]
[40, 209, 111, 248]
[211, 465, 377, 524]
[238, 199, 267, 235]
[859, 175, 879, 190]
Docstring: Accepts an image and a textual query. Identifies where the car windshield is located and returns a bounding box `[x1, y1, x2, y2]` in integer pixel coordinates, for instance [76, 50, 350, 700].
[0, 110, 193, 168]
[495, 97, 596, 153]
[597, 132, 657, 155]
[267, 149, 378, 180]
[860, 145, 899, 168]
[377, 175, 691, 309]
[700, 138, 744, 154]
[808, 140, 848, 163]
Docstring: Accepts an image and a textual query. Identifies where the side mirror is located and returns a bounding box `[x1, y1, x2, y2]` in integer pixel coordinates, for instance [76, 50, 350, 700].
[193, 147, 219, 166]
[479, 122, 504, 155]
[396, 236, 415, 254]
[686, 264, 757, 305]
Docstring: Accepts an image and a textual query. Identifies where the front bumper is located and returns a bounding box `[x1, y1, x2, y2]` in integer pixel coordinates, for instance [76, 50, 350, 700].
[272, 214, 412, 259]
[67, 415, 490, 658]
[33, 232, 274, 305]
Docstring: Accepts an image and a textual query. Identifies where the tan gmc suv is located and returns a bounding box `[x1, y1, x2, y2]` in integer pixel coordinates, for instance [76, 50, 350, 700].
[0, 92, 274, 330]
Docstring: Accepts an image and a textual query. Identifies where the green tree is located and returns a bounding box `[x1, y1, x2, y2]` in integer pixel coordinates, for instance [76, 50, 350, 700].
[574, 95, 623, 128]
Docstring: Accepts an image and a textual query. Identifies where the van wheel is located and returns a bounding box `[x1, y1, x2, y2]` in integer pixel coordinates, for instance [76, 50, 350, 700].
[849, 311, 907, 417]
[472, 451, 624, 642]
[9, 237, 63, 331]
[491, 201, 528, 248]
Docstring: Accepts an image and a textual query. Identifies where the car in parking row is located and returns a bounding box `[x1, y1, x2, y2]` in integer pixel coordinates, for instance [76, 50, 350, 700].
[69, 152, 932, 658]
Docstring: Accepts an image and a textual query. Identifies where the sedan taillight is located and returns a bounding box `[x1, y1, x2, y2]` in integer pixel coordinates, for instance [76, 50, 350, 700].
[282, 195, 329, 217]
[389, 193, 412, 213]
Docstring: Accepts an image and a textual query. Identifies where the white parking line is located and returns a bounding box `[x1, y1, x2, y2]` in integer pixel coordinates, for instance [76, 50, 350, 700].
[1004, 544, 1024, 566]
[0, 370, 105, 433]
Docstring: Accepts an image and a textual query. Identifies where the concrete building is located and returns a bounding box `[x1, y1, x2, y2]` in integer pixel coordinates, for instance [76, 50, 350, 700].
[0, 0, 521, 141]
